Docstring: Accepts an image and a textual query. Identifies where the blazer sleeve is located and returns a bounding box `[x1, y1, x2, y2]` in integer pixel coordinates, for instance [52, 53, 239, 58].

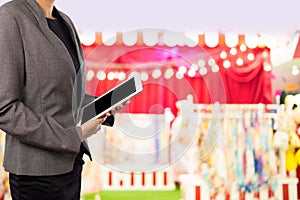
[0, 8, 81, 154]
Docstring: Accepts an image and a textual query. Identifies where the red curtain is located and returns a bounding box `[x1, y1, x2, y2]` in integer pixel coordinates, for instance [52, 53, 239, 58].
[83, 44, 272, 114]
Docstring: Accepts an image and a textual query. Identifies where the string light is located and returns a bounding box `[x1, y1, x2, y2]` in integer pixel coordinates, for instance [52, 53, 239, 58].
[212, 65, 219, 73]
[208, 58, 215, 67]
[220, 51, 227, 59]
[188, 68, 196, 77]
[107, 72, 115, 80]
[129, 71, 139, 78]
[292, 65, 299, 76]
[199, 67, 207, 75]
[117, 72, 126, 80]
[96, 70, 106, 80]
[230, 48, 237, 55]
[247, 53, 255, 61]
[240, 44, 247, 52]
[176, 71, 184, 79]
[140, 72, 149, 81]
[86, 70, 95, 81]
[178, 65, 187, 74]
[197, 59, 205, 67]
[152, 69, 162, 79]
[236, 58, 244, 66]
[223, 60, 231, 68]
[262, 51, 269, 58]
[264, 64, 272, 72]
[164, 68, 174, 79]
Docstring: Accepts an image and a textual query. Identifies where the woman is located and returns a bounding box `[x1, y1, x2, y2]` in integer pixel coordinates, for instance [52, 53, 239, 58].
[0, 0, 115, 199]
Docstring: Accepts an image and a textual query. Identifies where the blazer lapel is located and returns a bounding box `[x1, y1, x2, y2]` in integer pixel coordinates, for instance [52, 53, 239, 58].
[20, 0, 86, 123]
[57, 11, 84, 66]
[20, 0, 76, 76]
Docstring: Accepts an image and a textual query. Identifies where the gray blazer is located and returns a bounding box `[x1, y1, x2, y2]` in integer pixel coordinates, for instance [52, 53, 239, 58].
[0, 0, 92, 175]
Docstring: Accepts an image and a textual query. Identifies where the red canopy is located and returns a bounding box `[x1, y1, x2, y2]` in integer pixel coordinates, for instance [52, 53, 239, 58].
[83, 33, 272, 114]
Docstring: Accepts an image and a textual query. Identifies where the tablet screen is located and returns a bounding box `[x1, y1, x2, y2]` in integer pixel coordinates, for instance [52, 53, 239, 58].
[81, 77, 136, 124]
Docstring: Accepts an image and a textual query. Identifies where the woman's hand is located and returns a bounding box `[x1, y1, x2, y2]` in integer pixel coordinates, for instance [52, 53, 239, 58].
[110, 100, 130, 115]
[80, 113, 110, 141]
[80, 101, 130, 141]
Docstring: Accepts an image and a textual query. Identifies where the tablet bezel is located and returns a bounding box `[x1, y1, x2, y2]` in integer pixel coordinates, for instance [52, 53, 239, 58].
[80, 74, 143, 125]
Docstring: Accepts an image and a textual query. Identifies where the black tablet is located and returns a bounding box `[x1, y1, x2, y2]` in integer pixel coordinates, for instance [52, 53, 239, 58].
[81, 74, 143, 124]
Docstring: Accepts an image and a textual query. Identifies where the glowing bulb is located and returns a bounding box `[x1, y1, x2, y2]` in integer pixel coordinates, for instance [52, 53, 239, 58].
[96, 70, 106, 80]
[208, 58, 215, 66]
[264, 64, 272, 72]
[107, 72, 115, 80]
[141, 72, 149, 81]
[220, 51, 227, 59]
[223, 60, 231, 68]
[262, 51, 268, 58]
[199, 67, 207, 75]
[152, 69, 161, 79]
[240, 44, 247, 52]
[176, 71, 184, 79]
[212, 65, 219, 72]
[164, 68, 174, 79]
[188, 69, 196, 77]
[197, 59, 205, 67]
[236, 58, 244, 66]
[117, 72, 126, 80]
[292, 69, 299, 75]
[86, 70, 94, 81]
[247, 53, 255, 61]
[230, 48, 237, 55]
[129, 71, 139, 78]
[178, 65, 187, 74]
[292, 65, 299, 76]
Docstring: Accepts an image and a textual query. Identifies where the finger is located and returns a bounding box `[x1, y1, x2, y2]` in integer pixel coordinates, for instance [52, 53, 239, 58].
[98, 112, 110, 119]
[115, 104, 124, 111]
[109, 109, 116, 115]
[97, 117, 106, 123]
[110, 107, 119, 115]
[96, 123, 102, 131]
[122, 100, 130, 106]
[115, 106, 122, 111]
